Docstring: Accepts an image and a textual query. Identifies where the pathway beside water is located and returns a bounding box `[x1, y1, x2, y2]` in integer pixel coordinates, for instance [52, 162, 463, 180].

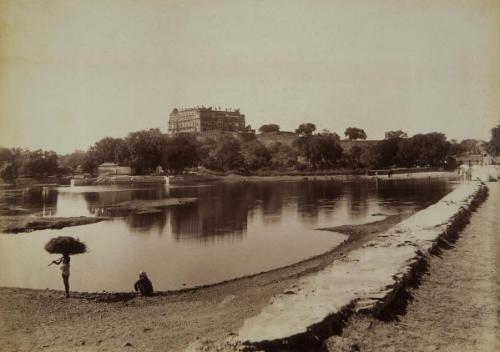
[327, 182, 499, 352]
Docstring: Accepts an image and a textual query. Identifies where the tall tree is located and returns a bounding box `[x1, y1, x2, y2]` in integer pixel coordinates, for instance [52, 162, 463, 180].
[161, 134, 199, 173]
[397, 133, 450, 167]
[294, 134, 342, 168]
[345, 145, 364, 168]
[344, 127, 367, 140]
[372, 138, 401, 168]
[210, 136, 245, 171]
[459, 139, 484, 155]
[125, 129, 165, 174]
[59, 151, 87, 172]
[0, 148, 12, 164]
[241, 140, 271, 170]
[92, 137, 128, 164]
[308, 135, 343, 168]
[488, 122, 500, 155]
[268, 143, 298, 169]
[384, 130, 408, 139]
[295, 123, 316, 136]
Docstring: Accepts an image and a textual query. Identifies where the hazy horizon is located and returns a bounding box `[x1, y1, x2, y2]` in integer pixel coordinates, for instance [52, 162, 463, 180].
[1, 0, 499, 154]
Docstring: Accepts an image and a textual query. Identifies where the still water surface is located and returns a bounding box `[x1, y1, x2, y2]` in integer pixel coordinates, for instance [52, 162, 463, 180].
[0, 178, 456, 292]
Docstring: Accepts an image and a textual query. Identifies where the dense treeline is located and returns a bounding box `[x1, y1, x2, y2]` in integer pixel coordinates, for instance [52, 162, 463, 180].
[0, 148, 60, 178]
[488, 123, 500, 156]
[1, 123, 499, 179]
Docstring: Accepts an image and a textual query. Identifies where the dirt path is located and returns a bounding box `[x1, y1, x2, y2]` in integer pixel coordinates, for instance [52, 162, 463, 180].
[0, 212, 412, 352]
[326, 182, 499, 352]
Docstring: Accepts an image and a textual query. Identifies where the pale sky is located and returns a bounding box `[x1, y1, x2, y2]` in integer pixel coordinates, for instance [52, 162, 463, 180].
[1, 0, 499, 153]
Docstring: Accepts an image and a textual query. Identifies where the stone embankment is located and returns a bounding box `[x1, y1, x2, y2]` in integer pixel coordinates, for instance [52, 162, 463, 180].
[71, 175, 168, 186]
[235, 181, 487, 350]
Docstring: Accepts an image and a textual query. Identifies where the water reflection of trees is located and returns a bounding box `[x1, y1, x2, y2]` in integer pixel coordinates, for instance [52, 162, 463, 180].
[376, 179, 450, 209]
[71, 180, 453, 242]
[125, 211, 168, 233]
[295, 181, 343, 224]
[169, 195, 247, 242]
[346, 180, 370, 219]
[3, 187, 58, 216]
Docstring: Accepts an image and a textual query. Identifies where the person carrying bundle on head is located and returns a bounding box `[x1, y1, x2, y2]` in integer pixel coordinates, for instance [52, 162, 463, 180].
[45, 236, 86, 299]
[51, 253, 71, 298]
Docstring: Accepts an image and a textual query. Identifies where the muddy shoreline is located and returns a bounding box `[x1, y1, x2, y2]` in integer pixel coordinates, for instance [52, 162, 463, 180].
[0, 215, 108, 234]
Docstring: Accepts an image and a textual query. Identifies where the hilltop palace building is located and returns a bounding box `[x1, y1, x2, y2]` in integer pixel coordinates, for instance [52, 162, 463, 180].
[168, 106, 246, 134]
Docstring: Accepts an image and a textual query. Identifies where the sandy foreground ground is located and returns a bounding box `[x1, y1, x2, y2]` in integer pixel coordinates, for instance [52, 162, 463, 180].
[0, 212, 411, 352]
[326, 182, 499, 352]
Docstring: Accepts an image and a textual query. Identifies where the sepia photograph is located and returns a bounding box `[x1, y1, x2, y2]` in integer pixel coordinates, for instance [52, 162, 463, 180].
[0, 1, 499, 351]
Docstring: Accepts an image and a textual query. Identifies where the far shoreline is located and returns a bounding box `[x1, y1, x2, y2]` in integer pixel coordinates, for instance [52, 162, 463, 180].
[0, 167, 455, 187]
[211, 169, 457, 183]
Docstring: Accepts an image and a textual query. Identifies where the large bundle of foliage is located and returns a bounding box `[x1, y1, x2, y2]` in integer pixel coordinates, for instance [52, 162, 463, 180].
[45, 236, 87, 254]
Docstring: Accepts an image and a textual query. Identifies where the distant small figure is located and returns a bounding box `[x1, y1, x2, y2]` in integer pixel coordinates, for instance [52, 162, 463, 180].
[466, 168, 472, 181]
[388, 169, 393, 178]
[134, 272, 154, 296]
[52, 253, 71, 298]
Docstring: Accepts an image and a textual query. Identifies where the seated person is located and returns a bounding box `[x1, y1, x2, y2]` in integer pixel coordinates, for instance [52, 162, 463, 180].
[134, 272, 154, 296]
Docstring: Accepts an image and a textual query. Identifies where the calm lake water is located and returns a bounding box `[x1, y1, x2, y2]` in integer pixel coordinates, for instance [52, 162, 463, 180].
[0, 178, 457, 292]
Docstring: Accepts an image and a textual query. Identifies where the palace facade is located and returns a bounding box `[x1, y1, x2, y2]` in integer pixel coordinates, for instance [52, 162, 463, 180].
[168, 106, 246, 134]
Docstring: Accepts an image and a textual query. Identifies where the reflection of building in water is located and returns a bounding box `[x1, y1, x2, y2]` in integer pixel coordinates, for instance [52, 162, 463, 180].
[168, 107, 246, 134]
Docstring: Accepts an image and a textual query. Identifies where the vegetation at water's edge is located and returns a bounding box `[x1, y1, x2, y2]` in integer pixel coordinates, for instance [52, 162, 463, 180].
[1, 122, 499, 178]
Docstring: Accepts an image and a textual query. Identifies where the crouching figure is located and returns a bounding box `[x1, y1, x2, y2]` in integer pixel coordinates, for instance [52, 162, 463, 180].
[134, 272, 154, 296]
